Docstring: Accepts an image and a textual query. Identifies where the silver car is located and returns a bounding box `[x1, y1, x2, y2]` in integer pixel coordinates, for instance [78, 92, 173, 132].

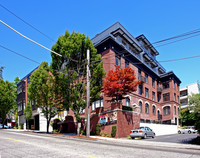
[130, 126, 155, 139]
[178, 126, 197, 134]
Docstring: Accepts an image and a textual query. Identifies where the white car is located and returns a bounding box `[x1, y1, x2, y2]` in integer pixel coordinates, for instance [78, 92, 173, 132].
[178, 126, 197, 134]
[130, 126, 155, 139]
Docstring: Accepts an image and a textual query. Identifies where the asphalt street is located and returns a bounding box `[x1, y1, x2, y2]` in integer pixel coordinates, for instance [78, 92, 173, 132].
[0, 129, 200, 158]
[143, 133, 199, 144]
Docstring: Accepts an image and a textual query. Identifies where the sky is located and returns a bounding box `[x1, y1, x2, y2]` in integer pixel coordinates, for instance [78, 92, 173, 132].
[1, 0, 200, 88]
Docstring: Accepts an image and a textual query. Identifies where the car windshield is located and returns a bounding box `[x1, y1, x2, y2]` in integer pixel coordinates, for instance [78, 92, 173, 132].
[134, 127, 145, 130]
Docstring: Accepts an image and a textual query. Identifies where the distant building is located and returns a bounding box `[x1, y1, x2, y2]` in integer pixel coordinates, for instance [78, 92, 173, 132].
[180, 83, 200, 109]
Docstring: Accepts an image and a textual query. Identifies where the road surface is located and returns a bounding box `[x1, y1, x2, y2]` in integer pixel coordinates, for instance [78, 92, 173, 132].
[0, 129, 199, 158]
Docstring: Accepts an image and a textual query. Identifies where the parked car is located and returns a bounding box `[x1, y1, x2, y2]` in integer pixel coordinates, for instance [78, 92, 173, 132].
[178, 126, 197, 134]
[0, 124, 9, 129]
[130, 126, 155, 139]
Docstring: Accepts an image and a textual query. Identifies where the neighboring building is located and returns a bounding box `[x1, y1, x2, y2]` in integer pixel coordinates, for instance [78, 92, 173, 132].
[17, 67, 66, 132]
[180, 83, 200, 109]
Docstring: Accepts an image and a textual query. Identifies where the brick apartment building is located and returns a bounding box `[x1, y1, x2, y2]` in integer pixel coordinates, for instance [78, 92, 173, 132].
[85, 22, 181, 137]
[17, 22, 181, 137]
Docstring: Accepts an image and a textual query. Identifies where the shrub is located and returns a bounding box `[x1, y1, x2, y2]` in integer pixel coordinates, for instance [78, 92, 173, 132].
[20, 123, 24, 129]
[127, 135, 131, 139]
[104, 132, 108, 137]
[111, 126, 117, 137]
[100, 132, 103, 136]
[14, 123, 18, 129]
[90, 130, 96, 135]
[96, 124, 101, 135]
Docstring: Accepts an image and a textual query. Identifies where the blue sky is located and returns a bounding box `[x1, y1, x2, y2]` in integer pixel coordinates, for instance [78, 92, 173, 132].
[1, 0, 200, 88]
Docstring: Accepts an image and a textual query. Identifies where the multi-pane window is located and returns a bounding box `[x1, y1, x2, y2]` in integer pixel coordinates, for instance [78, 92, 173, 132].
[145, 74, 148, 83]
[92, 98, 104, 111]
[17, 84, 22, 94]
[163, 82, 170, 89]
[152, 79, 155, 88]
[163, 106, 170, 115]
[138, 69, 141, 76]
[138, 85, 143, 95]
[17, 100, 22, 112]
[145, 103, 149, 114]
[139, 101, 142, 113]
[153, 106, 156, 115]
[115, 55, 121, 66]
[177, 96, 179, 103]
[174, 82, 176, 90]
[163, 93, 170, 102]
[125, 60, 129, 68]
[157, 93, 161, 102]
[145, 88, 149, 98]
[126, 98, 130, 106]
[174, 93, 176, 101]
[174, 106, 176, 115]
[152, 91, 155, 101]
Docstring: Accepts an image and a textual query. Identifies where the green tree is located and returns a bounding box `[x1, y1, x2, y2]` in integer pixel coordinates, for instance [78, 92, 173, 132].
[24, 102, 32, 129]
[51, 31, 105, 123]
[188, 94, 200, 133]
[179, 108, 196, 126]
[0, 79, 15, 126]
[28, 62, 63, 133]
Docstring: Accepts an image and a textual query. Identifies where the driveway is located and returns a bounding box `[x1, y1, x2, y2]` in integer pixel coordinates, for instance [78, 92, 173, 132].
[143, 133, 199, 144]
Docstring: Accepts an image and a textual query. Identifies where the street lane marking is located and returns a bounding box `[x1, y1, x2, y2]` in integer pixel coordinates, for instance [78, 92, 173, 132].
[5, 138, 25, 143]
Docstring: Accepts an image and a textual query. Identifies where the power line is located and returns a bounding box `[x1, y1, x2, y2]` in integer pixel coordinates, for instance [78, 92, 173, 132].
[0, 44, 40, 64]
[102, 54, 200, 65]
[0, 20, 62, 57]
[152, 28, 200, 45]
[155, 33, 200, 48]
[0, 3, 55, 42]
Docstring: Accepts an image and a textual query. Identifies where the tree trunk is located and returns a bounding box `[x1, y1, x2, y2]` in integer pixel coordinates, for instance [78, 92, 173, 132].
[47, 119, 49, 133]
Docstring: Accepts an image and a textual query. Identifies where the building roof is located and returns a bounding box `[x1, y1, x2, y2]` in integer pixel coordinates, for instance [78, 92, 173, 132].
[92, 22, 142, 52]
[17, 66, 38, 86]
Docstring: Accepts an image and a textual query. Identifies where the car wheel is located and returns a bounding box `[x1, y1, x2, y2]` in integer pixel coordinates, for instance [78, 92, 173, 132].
[152, 133, 155, 138]
[188, 130, 191, 134]
[178, 130, 181, 134]
[131, 137, 135, 139]
[143, 134, 147, 139]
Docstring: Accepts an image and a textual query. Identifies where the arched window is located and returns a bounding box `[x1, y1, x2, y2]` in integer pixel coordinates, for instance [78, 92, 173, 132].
[126, 98, 130, 106]
[145, 103, 149, 114]
[139, 101, 142, 113]
[163, 106, 170, 115]
[153, 106, 156, 115]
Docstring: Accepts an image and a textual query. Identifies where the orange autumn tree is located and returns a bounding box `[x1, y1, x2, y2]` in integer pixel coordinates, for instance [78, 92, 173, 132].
[103, 65, 140, 102]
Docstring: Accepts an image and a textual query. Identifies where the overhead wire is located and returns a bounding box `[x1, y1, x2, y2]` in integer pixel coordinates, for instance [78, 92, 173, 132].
[0, 20, 62, 57]
[152, 28, 200, 45]
[0, 3, 55, 42]
[0, 44, 40, 64]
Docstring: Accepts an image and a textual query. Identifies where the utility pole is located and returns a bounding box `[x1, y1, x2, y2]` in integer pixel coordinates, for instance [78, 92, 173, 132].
[86, 49, 90, 137]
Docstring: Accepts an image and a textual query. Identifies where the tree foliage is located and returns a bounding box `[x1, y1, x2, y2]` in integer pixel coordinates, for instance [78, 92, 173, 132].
[28, 62, 63, 133]
[103, 65, 140, 102]
[51, 31, 105, 122]
[188, 94, 200, 133]
[0, 79, 15, 125]
[24, 102, 32, 121]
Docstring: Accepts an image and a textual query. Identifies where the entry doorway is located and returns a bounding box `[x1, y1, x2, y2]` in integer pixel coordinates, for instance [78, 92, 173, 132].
[34, 115, 39, 130]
